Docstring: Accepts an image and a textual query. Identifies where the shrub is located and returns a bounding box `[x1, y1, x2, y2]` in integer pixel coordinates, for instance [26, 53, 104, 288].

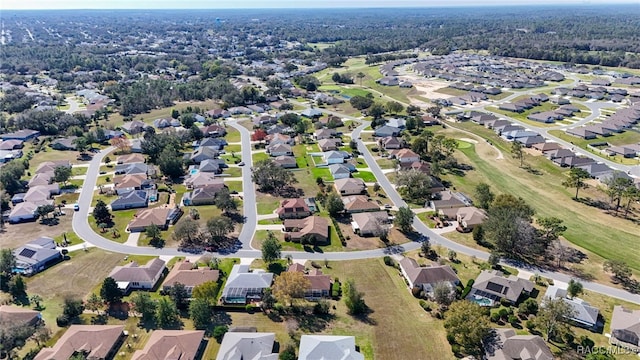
[383, 256, 394, 267]
[563, 332, 575, 345]
[311, 261, 321, 269]
[498, 308, 509, 319]
[411, 287, 422, 298]
[518, 298, 539, 316]
[500, 297, 511, 307]
[490, 312, 501, 323]
[56, 315, 69, 327]
[245, 304, 255, 313]
[313, 300, 331, 315]
[526, 319, 535, 331]
[446, 333, 456, 344]
[213, 325, 228, 343]
[331, 282, 341, 298]
[460, 279, 474, 299]
[580, 335, 594, 349]
[450, 344, 461, 355]
[508, 315, 519, 324]
[419, 300, 432, 312]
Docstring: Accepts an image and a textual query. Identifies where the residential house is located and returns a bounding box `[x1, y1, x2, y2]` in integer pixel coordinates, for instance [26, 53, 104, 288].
[108, 258, 167, 292]
[184, 173, 224, 189]
[273, 155, 297, 168]
[127, 207, 183, 232]
[1, 129, 40, 141]
[301, 108, 323, 118]
[467, 270, 534, 306]
[400, 161, 432, 175]
[198, 159, 226, 174]
[36, 160, 71, 174]
[113, 174, 154, 195]
[319, 115, 344, 127]
[607, 146, 637, 158]
[382, 136, 403, 150]
[276, 198, 311, 219]
[114, 162, 149, 176]
[132, 330, 205, 360]
[8, 200, 53, 223]
[216, 332, 278, 360]
[610, 306, 640, 351]
[283, 216, 330, 244]
[576, 163, 613, 179]
[342, 195, 381, 213]
[298, 335, 364, 360]
[387, 118, 406, 129]
[196, 137, 228, 150]
[429, 190, 472, 215]
[116, 153, 145, 164]
[334, 178, 366, 196]
[516, 135, 546, 147]
[28, 171, 53, 187]
[484, 329, 553, 360]
[323, 150, 347, 165]
[153, 118, 171, 129]
[315, 128, 337, 140]
[110, 190, 149, 211]
[220, 265, 274, 304]
[202, 124, 226, 138]
[329, 163, 352, 180]
[49, 136, 77, 150]
[287, 265, 332, 300]
[191, 146, 219, 164]
[399, 257, 460, 297]
[544, 286, 600, 331]
[12, 237, 62, 275]
[390, 148, 420, 163]
[162, 261, 220, 296]
[456, 206, 488, 232]
[563, 156, 595, 168]
[121, 120, 148, 135]
[129, 139, 143, 153]
[377, 76, 399, 86]
[206, 108, 231, 119]
[35, 325, 125, 360]
[318, 138, 341, 152]
[265, 133, 293, 145]
[0, 305, 41, 327]
[0, 139, 24, 150]
[266, 143, 293, 157]
[182, 183, 228, 206]
[351, 211, 389, 236]
[532, 142, 561, 153]
[373, 125, 401, 137]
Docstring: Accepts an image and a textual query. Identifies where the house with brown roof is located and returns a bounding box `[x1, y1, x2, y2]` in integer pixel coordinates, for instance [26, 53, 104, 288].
[398, 258, 460, 297]
[127, 207, 183, 232]
[468, 270, 534, 306]
[162, 260, 220, 296]
[113, 174, 154, 195]
[108, 258, 166, 292]
[131, 330, 205, 360]
[273, 155, 298, 168]
[318, 138, 342, 152]
[36, 161, 71, 174]
[351, 211, 389, 237]
[315, 128, 337, 140]
[116, 153, 145, 164]
[429, 190, 472, 212]
[390, 148, 420, 164]
[485, 329, 553, 360]
[342, 195, 381, 213]
[283, 216, 330, 244]
[182, 183, 228, 206]
[334, 178, 366, 196]
[0, 305, 42, 327]
[287, 264, 332, 300]
[35, 325, 125, 360]
[184, 173, 224, 189]
[382, 136, 403, 150]
[610, 306, 640, 351]
[319, 115, 344, 127]
[276, 198, 311, 219]
[456, 206, 488, 232]
[266, 143, 293, 157]
[532, 142, 561, 153]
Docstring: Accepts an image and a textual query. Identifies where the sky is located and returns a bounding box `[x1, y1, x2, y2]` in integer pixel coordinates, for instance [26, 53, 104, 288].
[1, 0, 639, 10]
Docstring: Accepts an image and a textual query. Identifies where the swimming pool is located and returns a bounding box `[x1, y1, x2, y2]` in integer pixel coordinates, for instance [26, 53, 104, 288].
[190, 168, 199, 175]
[469, 295, 493, 307]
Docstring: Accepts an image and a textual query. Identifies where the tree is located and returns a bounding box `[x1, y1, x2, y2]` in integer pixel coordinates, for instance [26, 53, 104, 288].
[110, 136, 131, 154]
[324, 193, 344, 216]
[444, 301, 491, 355]
[261, 288, 276, 312]
[214, 188, 237, 214]
[156, 297, 180, 329]
[173, 217, 200, 243]
[356, 72, 365, 86]
[100, 277, 122, 304]
[29, 294, 43, 309]
[145, 224, 162, 241]
[474, 183, 494, 210]
[349, 95, 373, 110]
[386, 101, 404, 114]
[488, 252, 500, 268]
[85, 292, 103, 315]
[158, 145, 184, 179]
[262, 231, 282, 263]
[394, 206, 414, 233]
[536, 297, 576, 342]
[604, 173, 634, 213]
[171, 109, 180, 119]
[251, 159, 296, 193]
[472, 225, 485, 244]
[62, 297, 85, 320]
[53, 165, 72, 186]
[189, 298, 211, 330]
[518, 298, 539, 316]
[603, 259, 632, 284]
[92, 199, 112, 225]
[567, 279, 583, 298]
[73, 136, 88, 153]
[536, 217, 567, 249]
[368, 103, 386, 120]
[206, 216, 235, 245]
[192, 281, 220, 306]
[168, 283, 189, 310]
[511, 141, 524, 167]
[0, 248, 16, 277]
[9, 275, 26, 299]
[562, 167, 590, 200]
[33, 326, 52, 347]
[130, 292, 157, 322]
[279, 343, 297, 360]
[251, 129, 268, 142]
[343, 279, 367, 315]
[272, 271, 311, 306]
[36, 204, 55, 220]
[395, 169, 432, 203]
[432, 282, 454, 305]
[447, 250, 457, 262]
[421, 239, 431, 258]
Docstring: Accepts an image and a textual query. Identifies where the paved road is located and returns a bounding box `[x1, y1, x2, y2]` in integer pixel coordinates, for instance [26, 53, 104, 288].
[64, 97, 80, 114]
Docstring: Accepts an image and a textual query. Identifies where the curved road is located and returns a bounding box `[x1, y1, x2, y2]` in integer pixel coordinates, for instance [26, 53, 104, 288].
[72, 115, 640, 304]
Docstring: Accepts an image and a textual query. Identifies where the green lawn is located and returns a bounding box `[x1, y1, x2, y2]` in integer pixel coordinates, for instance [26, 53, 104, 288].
[310, 167, 332, 182]
[223, 167, 243, 177]
[71, 166, 88, 176]
[89, 208, 137, 242]
[352, 170, 376, 182]
[53, 231, 84, 246]
[486, 103, 560, 128]
[225, 181, 243, 193]
[548, 129, 640, 165]
[256, 193, 282, 215]
[225, 127, 241, 143]
[252, 152, 269, 163]
[415, 212, 437, 228]
[56, 192, 79, 205]
[225, 144, 241, 153]
[433, 87, 468, 96]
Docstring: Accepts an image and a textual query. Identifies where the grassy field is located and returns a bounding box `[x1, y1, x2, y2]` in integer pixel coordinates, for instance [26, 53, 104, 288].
[548, 129, 640, 165]
[225, 127, 241, 143]
[89, 208, 137, 242]
[352, 171, 376, 182]
[103, 100, 219, 129]
[252, 151, 269, 163]
[256, 193, 283, 215]
[441, 123, 640, 277]
[225, 180, 243, 193]
[434, 87, 468, 96]
[0, 213, 74, 249]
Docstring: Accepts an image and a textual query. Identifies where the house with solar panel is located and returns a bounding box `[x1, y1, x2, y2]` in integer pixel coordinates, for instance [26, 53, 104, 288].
[12, 237, 62, 276]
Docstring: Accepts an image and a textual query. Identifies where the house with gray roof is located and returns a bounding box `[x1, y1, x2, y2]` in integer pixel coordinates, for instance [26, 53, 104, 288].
[373, 125, 401, 137]
[182, 183, 227, 206]
[13, 237, 62, 276]
[467, 270, 534, 306]
[273, 155, 297, 168]
[298, 335, 364, 360]
[110, 190, 149, 211]
[301, 108, 323, 118]
[108, 258, 166, 292]
[610, 306, 640, 352]
[544, 286, 601, 331]
[221, 265, 274, 305]
[329, 163, 352, 180]
[49, 136, 77, 151]
[191, 146, 219, 164]
[399, 257, 460, 297]
[216, 332, 278, 360]
[115, 162, 149, 175]
[484, 329, 553, 360]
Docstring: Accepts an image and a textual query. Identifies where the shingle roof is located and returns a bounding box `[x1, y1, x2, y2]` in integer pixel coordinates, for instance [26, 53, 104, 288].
[35, 325, 124, 360]
[162, 261, 219, 289]
[472, 270, 534, 302]
[109, 258, 166, 283]
[216, 332, 278, 360]
[298, 335, 364, 360]
[131, 330, 205, 360]
[399, 258, 460, 288]
[485, 329, 553, 360]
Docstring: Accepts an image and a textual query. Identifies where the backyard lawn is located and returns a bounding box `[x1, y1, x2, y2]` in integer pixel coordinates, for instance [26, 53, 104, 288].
[252, 152, 269, 163]
[352, 170, 376, 182]
[225, 127, 241, 143]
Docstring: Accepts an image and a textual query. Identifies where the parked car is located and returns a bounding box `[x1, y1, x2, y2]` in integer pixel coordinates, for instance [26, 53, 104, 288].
[73, 203, 80, 211]
[238, 161, 245, 166]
